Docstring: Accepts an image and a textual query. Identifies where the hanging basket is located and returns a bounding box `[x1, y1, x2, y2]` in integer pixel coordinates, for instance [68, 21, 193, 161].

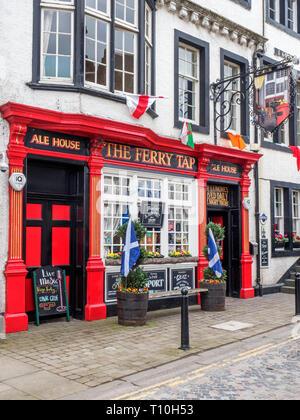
[200, 282, 226, 312]
[117, 291, 149, 326]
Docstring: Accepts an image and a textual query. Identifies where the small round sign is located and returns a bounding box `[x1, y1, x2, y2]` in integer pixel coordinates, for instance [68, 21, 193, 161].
[9, 172, 26, 192]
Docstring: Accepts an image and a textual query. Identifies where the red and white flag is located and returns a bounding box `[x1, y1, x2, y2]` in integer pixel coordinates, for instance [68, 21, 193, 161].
[126, 94, 164, 119]
[289, 146, 300, 171]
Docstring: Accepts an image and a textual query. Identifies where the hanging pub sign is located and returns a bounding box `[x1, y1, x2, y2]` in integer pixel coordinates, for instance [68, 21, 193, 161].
[207, 184, 230, 207]
[32, 266, 70, 326]
[254, 67, 291, 132]
[140, 201, 164, 228]
[102, 142, 197, 173]
[24, 128, 89, 156]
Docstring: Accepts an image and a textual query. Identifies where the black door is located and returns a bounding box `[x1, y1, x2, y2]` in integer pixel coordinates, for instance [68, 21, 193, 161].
[24, 159, 87, 319]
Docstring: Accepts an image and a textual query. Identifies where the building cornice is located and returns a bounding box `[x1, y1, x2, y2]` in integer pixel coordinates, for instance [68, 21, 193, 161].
[157, 0, 268, 49]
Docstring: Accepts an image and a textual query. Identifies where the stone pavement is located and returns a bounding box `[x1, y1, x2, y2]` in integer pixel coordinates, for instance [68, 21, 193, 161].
[0, 293, 296, 400]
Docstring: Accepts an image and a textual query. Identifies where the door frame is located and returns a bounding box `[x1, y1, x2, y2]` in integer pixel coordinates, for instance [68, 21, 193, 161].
[23, 155, 90, 320]
[206, 180, 242, 297]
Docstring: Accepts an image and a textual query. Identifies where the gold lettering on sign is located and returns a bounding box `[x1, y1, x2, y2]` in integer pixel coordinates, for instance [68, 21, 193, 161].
[207, 185, 230, 207]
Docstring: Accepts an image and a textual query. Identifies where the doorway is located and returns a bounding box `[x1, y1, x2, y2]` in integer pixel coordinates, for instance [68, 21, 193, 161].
[24, 159, 87, 319]
[207, 185, 241, 297]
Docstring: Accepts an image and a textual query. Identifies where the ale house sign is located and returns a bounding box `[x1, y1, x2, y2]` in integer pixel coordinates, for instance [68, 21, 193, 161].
[207, 184, 230, 207]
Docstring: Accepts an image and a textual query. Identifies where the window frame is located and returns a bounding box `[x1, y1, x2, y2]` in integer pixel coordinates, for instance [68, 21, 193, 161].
[230, 0, 252, 9]
[271, 180, 300, 257]
[174, 30, 210, 135]
[101, 169, 196, 259]
[266, 0, 300, 38]
[30, 0, 157, 118]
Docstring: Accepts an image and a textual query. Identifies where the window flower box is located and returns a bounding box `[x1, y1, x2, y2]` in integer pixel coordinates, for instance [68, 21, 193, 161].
[105, 256, 198, 266]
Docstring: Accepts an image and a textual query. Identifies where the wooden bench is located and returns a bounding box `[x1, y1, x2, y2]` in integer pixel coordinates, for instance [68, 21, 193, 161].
[149, 287, 208, 299]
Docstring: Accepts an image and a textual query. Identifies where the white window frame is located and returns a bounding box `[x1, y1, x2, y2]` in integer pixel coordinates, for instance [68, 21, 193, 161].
[224, 60, 241, 134]
[145, 2, 152, 95]
[292, 190, 300, 237]
[274, 187, 284, 236]
[40, 1, 75, 84]
[101, 169, 197, 259]
[297, 82, 300, 146]
[178, 43, 200, 125]
[84, 8, 110, 91]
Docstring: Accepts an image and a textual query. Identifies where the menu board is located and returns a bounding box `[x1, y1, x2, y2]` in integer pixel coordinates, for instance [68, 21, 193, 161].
[261, 239, 269, 268]
[140, 201, 164, 228]
[146, 270, 167, 294]
[171, 268, 195, 290]
[105, 272, 122, 302]
[105, 270, 168, 301]
[33, 266, 70, 326]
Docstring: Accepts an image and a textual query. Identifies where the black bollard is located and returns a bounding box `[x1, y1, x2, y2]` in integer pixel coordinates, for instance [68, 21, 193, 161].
[179, 287, 190, 350]
[296, 272, 300, 316]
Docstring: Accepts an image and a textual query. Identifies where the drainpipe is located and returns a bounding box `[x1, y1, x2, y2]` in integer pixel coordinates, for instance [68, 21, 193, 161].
[253, 50, 263, 297]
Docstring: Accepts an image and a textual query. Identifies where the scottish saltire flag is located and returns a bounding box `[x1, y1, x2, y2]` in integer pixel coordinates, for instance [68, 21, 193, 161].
[121, 219, 140, 277]
[207, 228, 223, 278]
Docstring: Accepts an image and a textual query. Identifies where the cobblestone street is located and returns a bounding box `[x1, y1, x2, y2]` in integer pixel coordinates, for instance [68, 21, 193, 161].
[0, 293, 297, 399]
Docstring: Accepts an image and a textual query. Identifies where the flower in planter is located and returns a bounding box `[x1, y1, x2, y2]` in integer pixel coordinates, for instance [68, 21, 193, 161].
[292, 233, 300, 243]
[275, 233, 289, 243]
[146, 251, 164, 258]
[168, 250, 192, 257]
[107, 252, 122, 259]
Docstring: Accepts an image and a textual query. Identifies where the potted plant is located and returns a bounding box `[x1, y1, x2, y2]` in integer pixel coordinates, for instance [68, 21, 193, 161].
[293, 234, 300, 248]
[200, 222, 227, 311]
[115, 219, 149, 326]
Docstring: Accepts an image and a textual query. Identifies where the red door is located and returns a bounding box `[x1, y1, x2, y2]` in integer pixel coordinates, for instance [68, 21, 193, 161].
[25, 199, 85, 318]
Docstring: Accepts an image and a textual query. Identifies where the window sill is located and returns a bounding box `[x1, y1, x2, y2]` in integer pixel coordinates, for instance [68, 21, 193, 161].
[174, 120, 209, 135]
[105, 256, 198, 266]
[272, 248, 300, 258]
[266, 16, 300, 40]
[261, 140, 293, 153]
[230, 0, 251, 9]
[27, 82, 159, 119]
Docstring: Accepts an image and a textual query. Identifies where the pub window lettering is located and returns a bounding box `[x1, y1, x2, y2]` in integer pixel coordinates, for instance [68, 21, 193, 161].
[36, 0, 155, 98]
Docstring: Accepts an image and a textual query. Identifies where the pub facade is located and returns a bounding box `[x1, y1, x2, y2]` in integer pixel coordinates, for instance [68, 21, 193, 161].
[1, 0, 299, 334]
[0, 102, 260, 332]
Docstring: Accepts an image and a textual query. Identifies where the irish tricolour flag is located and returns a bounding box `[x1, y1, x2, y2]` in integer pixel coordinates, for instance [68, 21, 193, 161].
[126, 94, 164, 119]
[180, 121, 194, 149]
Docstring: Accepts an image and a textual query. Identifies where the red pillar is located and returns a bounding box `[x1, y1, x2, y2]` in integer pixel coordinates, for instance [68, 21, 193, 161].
[4, 123, 28, 333]
[240, 164, 254, 299]
[196, 157, 210, 304]
[85, 138, 107, 321]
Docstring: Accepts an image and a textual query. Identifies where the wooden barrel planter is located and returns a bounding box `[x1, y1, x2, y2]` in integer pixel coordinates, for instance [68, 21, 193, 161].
[117, 291, 149, 326]
[201, 283, 226, 312]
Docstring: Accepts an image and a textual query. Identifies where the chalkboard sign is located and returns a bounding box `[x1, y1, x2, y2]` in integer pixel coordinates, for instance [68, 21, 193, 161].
[105, 269, 167, 301]
[171, 268, 195, 290]
[146, 270, 167, 294]
[33, 266, 70, 326]
[105, 272, 122, 302]
[140, 201, 164, 228]
[261, 239, 269, 268]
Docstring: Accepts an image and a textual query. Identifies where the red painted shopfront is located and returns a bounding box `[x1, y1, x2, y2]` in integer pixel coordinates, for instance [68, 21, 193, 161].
[0, 102, 261, 333]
